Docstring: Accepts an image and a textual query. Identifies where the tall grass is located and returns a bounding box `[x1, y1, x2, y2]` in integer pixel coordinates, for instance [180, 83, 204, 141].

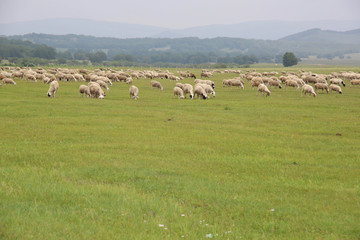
[0, 67, 359, 239]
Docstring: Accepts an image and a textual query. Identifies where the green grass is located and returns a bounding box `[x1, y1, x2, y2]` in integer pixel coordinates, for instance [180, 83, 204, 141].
[1, 67, 360, 239]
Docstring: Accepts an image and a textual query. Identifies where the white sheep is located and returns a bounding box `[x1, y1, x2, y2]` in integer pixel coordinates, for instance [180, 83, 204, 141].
[285, 79, 300, 90]
[47, 80, 59, 98]
[301, 84, 317, 97]
[329, 84, 342, 94]
[125, 77, 133, 84]
[79, 85, 90, 97]
[257, 83, 271, 96]
[350, 79, 360, 87]
[314, 83, 329, 93]
[89, 82, 105, 99]
[175, 82, 184, 89]
[2, 78, 16, 85]
[194, 79, 215, 89]
[96, 80, 110, 90]
[330, 78, 345, 87]
[129, 85, 139, 100]
[182, 83, 194, 99]
[150, 80, 163, 90]
[195, 83, 215, 97]
[194, 85, 208, 99]
[173, 86, 185, 99]
[228, 79, 244, 89]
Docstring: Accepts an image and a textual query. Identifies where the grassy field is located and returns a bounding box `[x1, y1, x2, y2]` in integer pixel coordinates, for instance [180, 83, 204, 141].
[1, 66, 360, 239]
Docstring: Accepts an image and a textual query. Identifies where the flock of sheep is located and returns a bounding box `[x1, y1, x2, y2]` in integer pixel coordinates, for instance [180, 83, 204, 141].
[1, 67, 360, 100]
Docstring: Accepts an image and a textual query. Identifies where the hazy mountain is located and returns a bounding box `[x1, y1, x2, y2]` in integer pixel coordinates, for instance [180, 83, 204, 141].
[155, 20, 360, 40]
[1, 18, 359, 40]
[0, 18, 169, 39]
[280, 28, 360, 44]
[7, 27, 360, 60]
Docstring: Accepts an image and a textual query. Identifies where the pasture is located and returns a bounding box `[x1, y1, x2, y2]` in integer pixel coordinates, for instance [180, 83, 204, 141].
[0, 66, 360, 239]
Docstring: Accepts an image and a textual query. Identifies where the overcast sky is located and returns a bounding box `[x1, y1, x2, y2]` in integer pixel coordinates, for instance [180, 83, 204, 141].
[0, 0, 359, 29]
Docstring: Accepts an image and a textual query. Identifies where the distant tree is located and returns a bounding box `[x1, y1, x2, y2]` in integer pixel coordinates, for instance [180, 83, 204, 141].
[88, 51, 107, 63]
[32, 45, 56, 59]
[282, 52, 298, 67]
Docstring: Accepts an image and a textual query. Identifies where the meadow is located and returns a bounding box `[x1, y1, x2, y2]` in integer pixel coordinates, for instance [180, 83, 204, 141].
[0, 66, 359, 239]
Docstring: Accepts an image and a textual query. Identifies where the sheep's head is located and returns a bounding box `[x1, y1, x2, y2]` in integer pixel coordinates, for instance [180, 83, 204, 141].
[312, 92, 317, 97]
[98, 95, 104, 99]
[342, 82, 345, 87]
[47, 92, 51, 97]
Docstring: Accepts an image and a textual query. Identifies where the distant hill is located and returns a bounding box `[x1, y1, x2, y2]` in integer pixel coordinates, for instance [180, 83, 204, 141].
[1, 18, 360, 40]
[0, 18, 169, 39]
[7, 27, 360, 61]
[280, 28, 360, 44]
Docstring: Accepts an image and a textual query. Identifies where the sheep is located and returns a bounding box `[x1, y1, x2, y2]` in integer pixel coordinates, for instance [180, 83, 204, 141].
[194, 79, 215, 89]
[47, 80, 59, 98]
[257, 83, 271, 96]
[2, 78, 16, 85]
[96, 80, 110, 91]
[195, 83, 215, 97]
[285, 79, 300, 90]
[74, 73, 85, 82]
[89, 82, 105, 99]
[329, 84, 342, 94]
[173, 86, 185, 99]
[301, 84, 317, 97]
[228, 79, 244, 89]
[150, 80, 163, 90]
[182, 83, 194, 99]
[194, 85, 208, 99]
[79, 85, 90, 97]
[25, 74, 37, 82]
[251, 77, 263, 88]
[175, 82, 184, 89]
[129, 85, 139, 100]
[314, 83, 329, 93]
[125, 77, 133, 84]
[269, 79, 282, 88]
[222, 79, 230, 87]
[350, 79, 360, 87]
[330, 78, 346, 87]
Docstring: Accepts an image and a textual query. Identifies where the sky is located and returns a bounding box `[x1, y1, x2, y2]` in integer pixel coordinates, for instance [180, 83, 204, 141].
[0, 0, 359, 29]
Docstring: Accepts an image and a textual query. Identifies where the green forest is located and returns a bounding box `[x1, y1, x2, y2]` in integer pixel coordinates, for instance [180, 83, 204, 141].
[2, 29, 360, 67]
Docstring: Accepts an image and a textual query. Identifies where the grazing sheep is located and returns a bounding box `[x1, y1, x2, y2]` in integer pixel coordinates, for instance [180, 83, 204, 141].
[2, 78, 16, 85]
[89, 82, 105, 99]
[79, 85, 90, 97]
[175, 82, 184, 89]
[129, 85, 139, 100]
[195, 83, 215, 97]
[194, 79, 215, 89]
[125, 77, 133, 84]
[228, 79, 244, 89]
[194, 85, 208, 99]
[314, 83, 329, 93]
[285, 79, 300, 90]
[182, 84, 194, 99]
[25, 74, 37, 82]
[74, 73, 85, 82]
[329, 84, 342, 94]
[350, 79, 360, 87]
[301, 84, 317, 97]
[47, 80, 59, 98]
[330, 78, 346, 87]
[257, 83, 271, 96]
[173, 86, 185, 99]
[150, 80, 163, 90]
[251, 77, 263, 88]
[96, 80, 110, 91]
[269, 79, 282, 88]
